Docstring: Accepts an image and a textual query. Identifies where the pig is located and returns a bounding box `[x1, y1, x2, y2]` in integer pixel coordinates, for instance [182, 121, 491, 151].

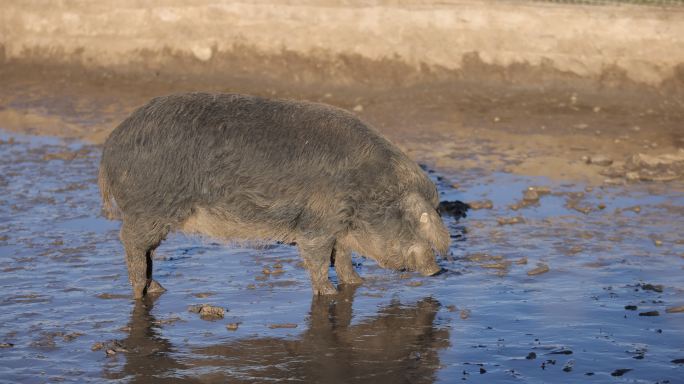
[98, 93, 450, 299]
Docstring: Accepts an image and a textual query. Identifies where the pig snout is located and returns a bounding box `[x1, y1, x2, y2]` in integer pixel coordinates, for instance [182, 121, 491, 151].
[419, 262, 442, 277]
[407, 244, 442, 276]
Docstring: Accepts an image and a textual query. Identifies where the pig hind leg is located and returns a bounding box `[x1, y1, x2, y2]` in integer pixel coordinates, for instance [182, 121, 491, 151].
[298, 237, 337, 295]
[120, 217, 169, 299]
[333, 242, 363, 285]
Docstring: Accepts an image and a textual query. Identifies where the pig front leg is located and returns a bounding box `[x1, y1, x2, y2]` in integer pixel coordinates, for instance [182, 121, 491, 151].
[298, 237, 337, 295]
[120, 218, 168, 299]
[333, 242, 363, 285]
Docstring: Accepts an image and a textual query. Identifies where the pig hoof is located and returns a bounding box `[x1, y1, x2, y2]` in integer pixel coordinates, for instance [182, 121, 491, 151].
[339, 273, 364, 285]
[420, 266, 443, 277]
[132, 285, 145, 300]
[314, 282, 337, 296]
[147, 280, 166, 294]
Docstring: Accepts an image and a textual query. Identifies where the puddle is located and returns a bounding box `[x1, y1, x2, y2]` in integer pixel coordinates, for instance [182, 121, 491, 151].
[1, 130, 683, 383]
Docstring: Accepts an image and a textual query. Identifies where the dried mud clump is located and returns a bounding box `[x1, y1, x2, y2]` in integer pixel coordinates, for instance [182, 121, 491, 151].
[268, 323, 298, 329]
[92, 340, 128, 356]
[527, 263, 550, 276]
[600, 149, 684, 183]
[665, 305, 684, 313]
[497, 216, 524, 225]
[467, 200, 494, 210]
[584, 155, 613, 167]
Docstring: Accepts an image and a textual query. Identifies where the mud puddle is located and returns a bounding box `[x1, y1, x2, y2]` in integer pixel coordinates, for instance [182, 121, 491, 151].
[1, 130, 683, 383]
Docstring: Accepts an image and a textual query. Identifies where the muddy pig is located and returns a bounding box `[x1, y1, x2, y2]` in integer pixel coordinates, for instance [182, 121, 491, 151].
[98, 93, 450, 298]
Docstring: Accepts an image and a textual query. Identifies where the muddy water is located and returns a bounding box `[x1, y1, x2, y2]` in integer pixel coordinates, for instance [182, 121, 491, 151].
[1, 130, 683, 383]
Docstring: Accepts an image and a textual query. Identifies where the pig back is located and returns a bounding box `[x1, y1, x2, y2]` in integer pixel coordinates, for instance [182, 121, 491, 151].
[101, 93, 432, 239]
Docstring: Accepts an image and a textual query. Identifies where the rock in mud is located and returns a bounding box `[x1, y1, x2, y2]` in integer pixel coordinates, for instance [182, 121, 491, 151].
[523, 189, 539, 202]
[193, 292, 215, 298]
[625, 171, 640, 181]
[45, 147, 92, 162]
[188, 304, 225, 320]
[603, 178, 624, 186]
[459, 309, 471, 320]
[480, 261, 511, 270]
[529, 186, 552, 195]
[99, 340, 128, 356]
[628, 150, 684, 168]
[567, 201, 593, 215]
[62, 332, 83, 342]
[509, 202, 524, 211]
[526, 352, 537, 360]
[226, 323, 240, 331]
[621, 150, 684, 182]
[468, 200, 493, 210]
[464, 253, 503, 262]
[610, 368, 632, 377]
[665, 305, 684, 313]
[96, 293, 129, 300]
[640, 283, 663, 293]
[587, 155, 613, 166]
[497, 216, 524, 225]
[268, 323, 298, 329]
[152, 316, 183, 326]
[562, 359, 575, 372]
[527, 264, 550, 276]
[624, 305, 638, 311]
[638, 311, 660, 317]
[263, 266, 285, 275]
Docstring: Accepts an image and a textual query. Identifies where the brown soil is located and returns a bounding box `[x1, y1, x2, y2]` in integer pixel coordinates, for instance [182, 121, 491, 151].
[1, 60, 683, 185]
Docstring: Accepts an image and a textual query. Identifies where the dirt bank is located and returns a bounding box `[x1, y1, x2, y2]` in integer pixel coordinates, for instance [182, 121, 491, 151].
[3, 1, 684, 88]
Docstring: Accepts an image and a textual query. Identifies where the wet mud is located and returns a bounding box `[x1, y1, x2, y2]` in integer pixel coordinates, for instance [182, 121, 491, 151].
[1, 129, 683, 383]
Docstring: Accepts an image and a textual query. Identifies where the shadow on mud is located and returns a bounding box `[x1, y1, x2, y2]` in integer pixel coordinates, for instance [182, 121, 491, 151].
[104, 286, 448, 383]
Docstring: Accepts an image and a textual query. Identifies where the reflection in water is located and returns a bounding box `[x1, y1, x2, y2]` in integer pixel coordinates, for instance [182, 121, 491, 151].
[104, 286, 449, 383]
[103, 297, 201, 384]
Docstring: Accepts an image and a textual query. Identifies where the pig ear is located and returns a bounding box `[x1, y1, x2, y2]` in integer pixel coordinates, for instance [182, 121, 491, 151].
[420, 212, 429, 223]
[401, 193, 450, 255]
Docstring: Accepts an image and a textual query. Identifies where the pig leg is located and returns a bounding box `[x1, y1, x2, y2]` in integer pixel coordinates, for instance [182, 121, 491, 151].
[333, 243, 363, 285]
[298, 237, 337, 295]
[120, 218, 168, 299]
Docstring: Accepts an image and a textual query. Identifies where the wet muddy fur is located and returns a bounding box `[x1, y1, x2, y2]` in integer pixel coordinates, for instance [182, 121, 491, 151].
[99, 93, 450, 298]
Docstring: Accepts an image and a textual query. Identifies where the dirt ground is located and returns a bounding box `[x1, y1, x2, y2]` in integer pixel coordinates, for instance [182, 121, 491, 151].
[1, 61, 684, 383]
[1, 61, 683, 186]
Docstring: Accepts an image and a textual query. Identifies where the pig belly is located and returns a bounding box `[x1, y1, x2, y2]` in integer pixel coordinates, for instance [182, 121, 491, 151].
[180, 207, 296, 243]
